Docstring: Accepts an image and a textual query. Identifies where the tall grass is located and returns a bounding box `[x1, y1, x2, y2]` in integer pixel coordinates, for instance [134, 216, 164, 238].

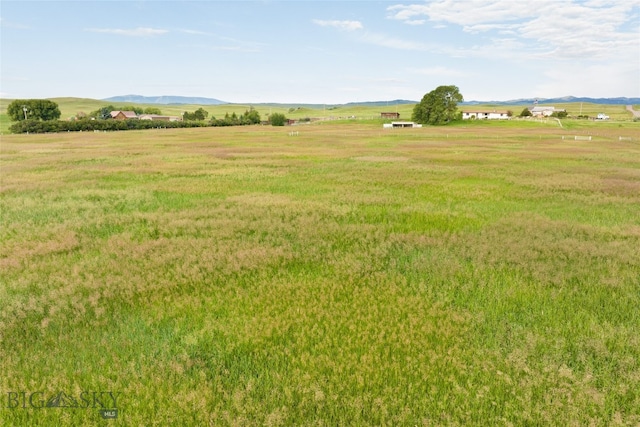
[1, 123, 639, 425]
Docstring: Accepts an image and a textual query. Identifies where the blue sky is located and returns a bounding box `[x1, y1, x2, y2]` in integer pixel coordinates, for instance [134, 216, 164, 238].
[2, 0, 639, 103]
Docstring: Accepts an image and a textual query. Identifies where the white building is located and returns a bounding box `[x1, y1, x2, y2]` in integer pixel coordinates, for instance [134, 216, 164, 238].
[462, 111, 510, 120]
[139, 114, 182, 122]
[529, 106, 565, 117]
[383, 121, 422, 128]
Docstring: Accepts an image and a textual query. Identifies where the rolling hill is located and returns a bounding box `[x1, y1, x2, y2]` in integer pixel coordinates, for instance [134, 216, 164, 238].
[103, 95, 227, 105]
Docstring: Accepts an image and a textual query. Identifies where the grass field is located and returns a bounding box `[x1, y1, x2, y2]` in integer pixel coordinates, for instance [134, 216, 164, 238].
[1, 121, 639, 425]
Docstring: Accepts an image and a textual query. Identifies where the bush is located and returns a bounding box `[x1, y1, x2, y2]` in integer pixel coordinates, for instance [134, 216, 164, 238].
[269, 113, 287, 126]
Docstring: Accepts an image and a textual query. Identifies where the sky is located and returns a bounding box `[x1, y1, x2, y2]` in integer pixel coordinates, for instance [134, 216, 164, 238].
[1, 0, 639, 104]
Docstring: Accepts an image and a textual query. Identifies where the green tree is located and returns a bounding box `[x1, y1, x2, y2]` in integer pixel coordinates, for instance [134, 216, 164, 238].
[519, 108, 532, 117]
[88, 105, 116, 119]
[7, 99, 61, 121]
[243, 108, 261, 125]
[143, 107, 162, 115]
[115, 106, 143, 115]
[269, 113, 287, 126]
[412, 85, 463, 125]
[194, 108, 208, 120]
[184, 108, 209, 121]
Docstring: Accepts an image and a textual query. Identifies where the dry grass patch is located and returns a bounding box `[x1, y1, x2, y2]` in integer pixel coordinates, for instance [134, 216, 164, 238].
[351, 156, 409, 162]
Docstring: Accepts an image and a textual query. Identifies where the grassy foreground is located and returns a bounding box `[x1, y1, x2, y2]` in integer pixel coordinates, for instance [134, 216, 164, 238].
[1, 122, 639, 425]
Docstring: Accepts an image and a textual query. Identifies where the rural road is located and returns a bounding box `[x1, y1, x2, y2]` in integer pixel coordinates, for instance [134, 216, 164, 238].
[626, 105, 640, 118]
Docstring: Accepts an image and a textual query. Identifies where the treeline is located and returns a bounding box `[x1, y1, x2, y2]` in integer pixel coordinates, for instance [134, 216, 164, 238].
[9, 118, 210, 134]
[7, 98, 290, 133]
[9, 108, 279, 133]
[210, 109, 262, 126]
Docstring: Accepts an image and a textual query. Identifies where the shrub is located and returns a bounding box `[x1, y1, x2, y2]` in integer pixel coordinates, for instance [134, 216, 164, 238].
[269, 113, 287, 126]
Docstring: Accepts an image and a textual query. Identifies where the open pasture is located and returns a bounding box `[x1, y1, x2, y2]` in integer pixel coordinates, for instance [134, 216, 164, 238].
[1, 123, 639, 425]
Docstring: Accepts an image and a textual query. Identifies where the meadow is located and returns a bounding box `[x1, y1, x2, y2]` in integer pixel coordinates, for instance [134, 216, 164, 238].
[1, 119, 639, 425]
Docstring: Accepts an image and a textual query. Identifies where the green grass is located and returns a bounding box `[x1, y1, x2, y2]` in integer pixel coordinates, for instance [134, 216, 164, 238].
[1, 122, 640, 425]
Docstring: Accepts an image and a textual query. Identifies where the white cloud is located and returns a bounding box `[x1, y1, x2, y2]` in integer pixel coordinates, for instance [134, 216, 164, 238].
[359, 32, 431, 50]
[387, 0, 640, 60]
[0, 18, 30, 30]
[180, 29, 212, 36]
[85, 27, 168, 37]
[312, 19, 363, 31]
[313, 18, 442, 52]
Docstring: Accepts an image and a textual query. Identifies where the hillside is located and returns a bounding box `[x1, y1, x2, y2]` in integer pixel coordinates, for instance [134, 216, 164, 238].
[103, 95, 227, 105]
[463, 96, 640, 106]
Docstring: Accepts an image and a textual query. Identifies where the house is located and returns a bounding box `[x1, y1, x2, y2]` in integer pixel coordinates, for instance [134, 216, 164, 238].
[139, 114, 182, 122]
[529, 106, 565, 117]
[383, 121, 422, 128]
[596, 113, 610, 120]
[110, 111, 138, 120]
[381, 112, 400, 119]
[462, 110, 510, 120]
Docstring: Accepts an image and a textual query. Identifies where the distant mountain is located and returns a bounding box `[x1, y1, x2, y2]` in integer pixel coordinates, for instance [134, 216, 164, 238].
[463, 96, 640, 106]
[102, 94, 638, 107]
[103, 95, 227, 105]
[224, 99, 418, 108]
[342, 99, 417, 108]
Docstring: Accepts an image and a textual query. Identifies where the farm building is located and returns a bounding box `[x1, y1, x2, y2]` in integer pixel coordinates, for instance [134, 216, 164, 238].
[381, 112, 400, 119]
[110, 111, 138, 120]
[139, 114, 182, 122]
[383, 121, 422, 128]
[462, 111, 510, 120]
[529, 106, 565, 117]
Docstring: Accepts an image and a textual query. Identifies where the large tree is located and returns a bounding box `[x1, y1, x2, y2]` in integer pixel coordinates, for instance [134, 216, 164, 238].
[7, 99, 61, 121]
[183, 107, 209, 121]
[412, 85, 463, 125]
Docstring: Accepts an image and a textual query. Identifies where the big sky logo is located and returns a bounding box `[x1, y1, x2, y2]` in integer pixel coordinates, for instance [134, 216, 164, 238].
[4, 391, 120, 418]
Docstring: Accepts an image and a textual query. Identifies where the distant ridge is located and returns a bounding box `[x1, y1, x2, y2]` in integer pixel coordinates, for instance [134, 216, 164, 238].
[101, 94, 639, 107]
[463, 96, 640, 106]
[103, 94, 227, 105]
[342, 99, 417, 108]
[237, 99, 418, 109]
